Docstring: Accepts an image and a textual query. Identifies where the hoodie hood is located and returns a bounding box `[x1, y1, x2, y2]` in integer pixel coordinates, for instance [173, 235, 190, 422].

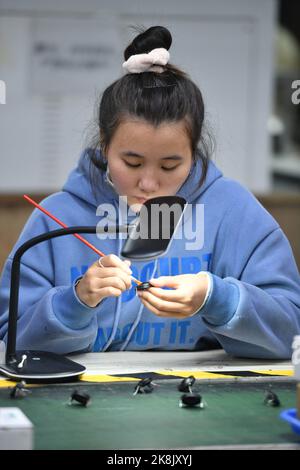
[62, 148, 223, 208]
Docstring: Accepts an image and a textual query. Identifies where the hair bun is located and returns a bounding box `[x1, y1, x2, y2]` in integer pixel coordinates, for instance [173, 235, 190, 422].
[124, 26, 172, 61]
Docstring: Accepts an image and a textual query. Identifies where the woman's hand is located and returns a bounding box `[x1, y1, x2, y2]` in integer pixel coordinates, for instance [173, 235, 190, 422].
[137, 273, 209, 318]
[75, 254, 132, 307]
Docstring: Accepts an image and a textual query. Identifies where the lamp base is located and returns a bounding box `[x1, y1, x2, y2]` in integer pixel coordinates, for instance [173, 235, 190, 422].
[0, 350, 86, 382]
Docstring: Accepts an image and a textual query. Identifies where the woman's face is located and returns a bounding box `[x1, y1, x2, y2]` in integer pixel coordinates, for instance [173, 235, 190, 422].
[105, 119, 193, 211]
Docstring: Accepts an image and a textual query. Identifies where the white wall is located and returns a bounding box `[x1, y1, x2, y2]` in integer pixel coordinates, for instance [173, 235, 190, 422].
[0, 0, 277, 193]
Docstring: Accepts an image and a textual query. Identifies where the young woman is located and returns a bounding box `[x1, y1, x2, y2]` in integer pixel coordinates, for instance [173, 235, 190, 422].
[0, 26, 299, 358]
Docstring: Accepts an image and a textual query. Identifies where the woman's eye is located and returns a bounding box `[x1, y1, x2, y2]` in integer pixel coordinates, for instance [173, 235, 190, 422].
[124, 161, 141, 168]
[124, 161, 179, 171]
[161, 166, 179, 171]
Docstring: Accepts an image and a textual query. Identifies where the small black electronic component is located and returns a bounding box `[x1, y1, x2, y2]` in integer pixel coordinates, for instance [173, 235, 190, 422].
[69, 390, 91, 406]
[10, 381, 31, 399]
[178, 376, 196, 393]
[264, 390, 281, 407]
[179, 393, 204, 408]
[133, 377, 154, 395]
[178, 376, 205, 408]
[136, 282, 153, 291]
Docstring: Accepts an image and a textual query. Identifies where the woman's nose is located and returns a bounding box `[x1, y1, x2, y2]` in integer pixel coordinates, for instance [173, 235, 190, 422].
[138, 171, 159, 193]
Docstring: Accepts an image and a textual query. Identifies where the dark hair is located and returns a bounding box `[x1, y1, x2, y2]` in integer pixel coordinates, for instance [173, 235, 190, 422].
[88, 25, 213, 190]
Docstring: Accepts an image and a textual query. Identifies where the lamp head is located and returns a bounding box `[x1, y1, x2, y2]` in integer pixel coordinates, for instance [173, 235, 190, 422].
[121, 195, 187, 260]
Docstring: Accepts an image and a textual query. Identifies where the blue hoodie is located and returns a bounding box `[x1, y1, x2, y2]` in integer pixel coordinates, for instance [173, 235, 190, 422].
[1, 150, 300, 358]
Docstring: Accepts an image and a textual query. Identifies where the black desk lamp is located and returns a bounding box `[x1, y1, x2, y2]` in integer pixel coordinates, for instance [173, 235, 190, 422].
[0, 196, 186, 382]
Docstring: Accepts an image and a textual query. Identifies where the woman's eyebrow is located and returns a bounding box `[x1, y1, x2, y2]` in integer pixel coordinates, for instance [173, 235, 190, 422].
[121, 151, 183, 160]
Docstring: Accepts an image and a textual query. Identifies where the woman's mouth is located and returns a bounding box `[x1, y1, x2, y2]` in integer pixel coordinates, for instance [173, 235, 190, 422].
[135, 197, 148, 204]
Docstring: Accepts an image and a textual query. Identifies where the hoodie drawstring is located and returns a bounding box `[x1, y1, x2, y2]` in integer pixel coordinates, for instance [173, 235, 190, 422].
[102, 257, 158, 352]
[101, 202, 159, 352]
[101, 205, 124, 352]
[120, 259, 158, 351]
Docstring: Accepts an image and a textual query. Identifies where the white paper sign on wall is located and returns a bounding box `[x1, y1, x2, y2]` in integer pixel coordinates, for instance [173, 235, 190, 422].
[30, 17, 121, 94]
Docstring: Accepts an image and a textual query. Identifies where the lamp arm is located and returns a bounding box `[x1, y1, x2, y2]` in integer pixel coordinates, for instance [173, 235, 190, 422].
[6, 225, 128, 364]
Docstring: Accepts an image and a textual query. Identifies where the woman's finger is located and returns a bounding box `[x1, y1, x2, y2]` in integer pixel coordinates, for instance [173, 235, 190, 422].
[96, 275, 130, 292]
[138, 290, 186, 314]
[148, 276, 180, 288]
[99, 254, 132, 274]
[147, 286, 184, 302]
[97, 286, 123, 298]
[140, 296, 184, 318]
[93, 267, 132, 289]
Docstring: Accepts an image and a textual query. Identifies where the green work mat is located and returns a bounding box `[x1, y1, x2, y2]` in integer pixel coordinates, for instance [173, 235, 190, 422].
[0, 380, 299, 449]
